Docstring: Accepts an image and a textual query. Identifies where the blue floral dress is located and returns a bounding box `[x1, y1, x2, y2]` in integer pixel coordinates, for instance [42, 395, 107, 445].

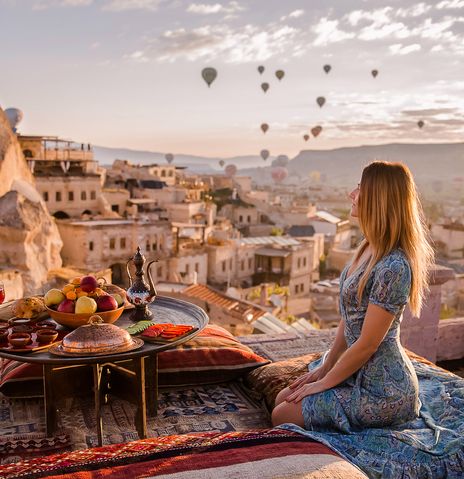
[302, 248, 420, 432]
[279, 251, 464, 478]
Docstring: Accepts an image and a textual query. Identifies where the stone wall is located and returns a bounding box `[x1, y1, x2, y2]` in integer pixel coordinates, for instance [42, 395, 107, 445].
[437, 317, 464, 361]
[400, 265, 455, 363]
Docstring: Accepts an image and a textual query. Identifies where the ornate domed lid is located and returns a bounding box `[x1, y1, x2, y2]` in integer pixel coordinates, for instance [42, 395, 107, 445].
[62, 315, 132, 354]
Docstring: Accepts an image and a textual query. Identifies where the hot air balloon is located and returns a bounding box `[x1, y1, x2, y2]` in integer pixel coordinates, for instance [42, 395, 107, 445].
[316, 96, 326, 108]
[225, 164, 237, 177]
[303, 134, 310, 142]
[272, 155, 289, 168]
[165, 153, 174, 164]
[323, 64, 331, 74]
[417, 120, 425, 129]
[271, 166, 288, 184]
[311, 125, 322, 137]
[371, 69, 378, 78]
[201, 67, 217, 87]
[261, 82, 269, 93]
[260, 149, 270, 161]
[260, 123, 269, 134]
[5, 108, 23, 132]
[275, 70, 285, 81]
[219, 159, 225, 167]
[258, 65, 265, 74]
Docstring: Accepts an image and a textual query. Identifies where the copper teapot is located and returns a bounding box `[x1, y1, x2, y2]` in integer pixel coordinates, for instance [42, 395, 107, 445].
[126, 247, 157, 322]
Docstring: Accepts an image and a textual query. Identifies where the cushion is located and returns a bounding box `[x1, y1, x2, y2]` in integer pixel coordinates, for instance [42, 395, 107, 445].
[244, 351, 323, 411]
[158, 325, 270, 386]
[244, 347, 452, 412]
[0, 325, 269, 397]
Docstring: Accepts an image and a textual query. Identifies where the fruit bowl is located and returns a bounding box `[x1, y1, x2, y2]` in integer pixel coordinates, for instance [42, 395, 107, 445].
[45, 305, 125, 329]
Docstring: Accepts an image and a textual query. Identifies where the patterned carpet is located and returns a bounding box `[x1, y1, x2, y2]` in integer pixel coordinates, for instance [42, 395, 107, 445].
[0, 381, 270, 464]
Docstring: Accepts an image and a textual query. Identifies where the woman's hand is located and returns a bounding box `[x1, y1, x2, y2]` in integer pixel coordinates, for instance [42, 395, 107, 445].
[286, 379, 328, 403]
[289, 364, 328, 390]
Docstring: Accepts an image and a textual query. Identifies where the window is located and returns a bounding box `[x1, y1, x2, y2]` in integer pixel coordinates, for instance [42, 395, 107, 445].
[68, 191, 74, 201]
[81, 191, 87, 201]
[56, 191, 62, 202]
[168, 170, 174, 177]
[247, 215, 251, 223]
[248, 258, 252, 269]
[111, 204, 119, 213]
[120, 237, 126, 249]
[195, 263, 199, 273]
[89, 241, 94, 251]
[146, 242, 151, 252]
[241, 260, 245, 271]
[229, 258, 233, 269]
[297, 258, 301, 268]
[239, 215, 243, 222]
[152, 243, 157, 251]
[300, 283, 304, 293]
[109, 238, 115, 250]
[90, 191, 96, 200]
[303, 257, 307, 267]
[295, 284, 299, 294]
[161, 170, 166, 177]
[222, 260, 226, 272]
[43, 192, 49, 202]
[185, 264, 190, 274]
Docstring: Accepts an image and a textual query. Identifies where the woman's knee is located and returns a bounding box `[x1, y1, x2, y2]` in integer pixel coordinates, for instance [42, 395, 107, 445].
[271, 401, 305, 428]
[274, 386, 291, 407]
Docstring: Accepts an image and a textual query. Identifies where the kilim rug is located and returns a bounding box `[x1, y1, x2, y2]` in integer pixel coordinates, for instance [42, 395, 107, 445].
[0, 381, 270, 464]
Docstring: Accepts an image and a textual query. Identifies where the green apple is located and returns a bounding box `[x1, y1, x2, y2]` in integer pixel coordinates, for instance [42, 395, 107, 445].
[111, 293, 124, 308]
[45, 289, 66, 307]
[75, 296, 98, 314]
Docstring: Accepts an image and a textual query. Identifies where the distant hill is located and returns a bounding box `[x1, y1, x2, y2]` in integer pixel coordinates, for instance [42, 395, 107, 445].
[93, 146, 269, 174]
[94, 142, 464, 187]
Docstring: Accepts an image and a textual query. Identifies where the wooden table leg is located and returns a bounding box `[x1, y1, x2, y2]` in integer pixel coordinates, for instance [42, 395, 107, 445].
[43, 364, 57, 437]
[134, 356, 147, 439]
[93, 364, 104, 446]
[145, 354, 158, 416]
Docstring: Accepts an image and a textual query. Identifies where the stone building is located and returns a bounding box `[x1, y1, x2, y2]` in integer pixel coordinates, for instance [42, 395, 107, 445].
[17, 136, 107, 219]
[56, 218, 172, 283]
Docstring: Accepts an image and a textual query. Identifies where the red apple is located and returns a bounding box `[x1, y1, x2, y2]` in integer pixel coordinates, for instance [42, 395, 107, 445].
[57, 299, 75, 314]
[80, 275, 98, 293]
[96, 295, 118, 312]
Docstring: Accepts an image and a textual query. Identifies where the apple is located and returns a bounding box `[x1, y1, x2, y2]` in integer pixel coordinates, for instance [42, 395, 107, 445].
[57, 299, 75, 314]
[96, 295, 118, 312]
[45, 289, 66, 307]
[80, 275, 99, 293]
[75, 296, 97, 314]
[112, 293, 125, 308]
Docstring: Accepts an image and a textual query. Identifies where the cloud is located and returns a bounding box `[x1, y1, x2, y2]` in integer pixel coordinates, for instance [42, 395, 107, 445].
[281, 9, 305, 21]
[436, 0, 464, 9]
[312, 18, 355, 46]
[32, 0, 91, 8]
[186, 1, 244, 15]
[402, 108, 459, 116]
[396, 3, 433, 17]
[124, 50, 149, 62]
[389, 43, 421, 55]
[148, 23, 302, 63]
[102, 0, 163, 11]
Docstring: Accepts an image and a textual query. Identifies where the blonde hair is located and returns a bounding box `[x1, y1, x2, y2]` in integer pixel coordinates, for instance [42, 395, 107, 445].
[354, 161, 434, 317]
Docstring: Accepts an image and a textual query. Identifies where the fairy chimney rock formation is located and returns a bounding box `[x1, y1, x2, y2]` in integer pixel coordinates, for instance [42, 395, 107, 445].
[0, 107, 62, 296]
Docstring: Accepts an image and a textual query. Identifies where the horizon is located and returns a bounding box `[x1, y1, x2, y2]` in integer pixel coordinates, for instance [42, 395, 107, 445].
[1, 0, 464, 157]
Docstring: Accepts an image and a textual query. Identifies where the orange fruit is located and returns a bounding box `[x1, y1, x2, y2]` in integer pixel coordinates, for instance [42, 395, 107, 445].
[66, 291, 77, 300]
[62, 284, 75, 294]
[77, 291, 88, 298]
[71, 277, 82, 285]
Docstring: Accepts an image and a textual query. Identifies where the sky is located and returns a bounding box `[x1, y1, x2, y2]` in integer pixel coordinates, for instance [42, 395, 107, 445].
[1, 0, 464, 157]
